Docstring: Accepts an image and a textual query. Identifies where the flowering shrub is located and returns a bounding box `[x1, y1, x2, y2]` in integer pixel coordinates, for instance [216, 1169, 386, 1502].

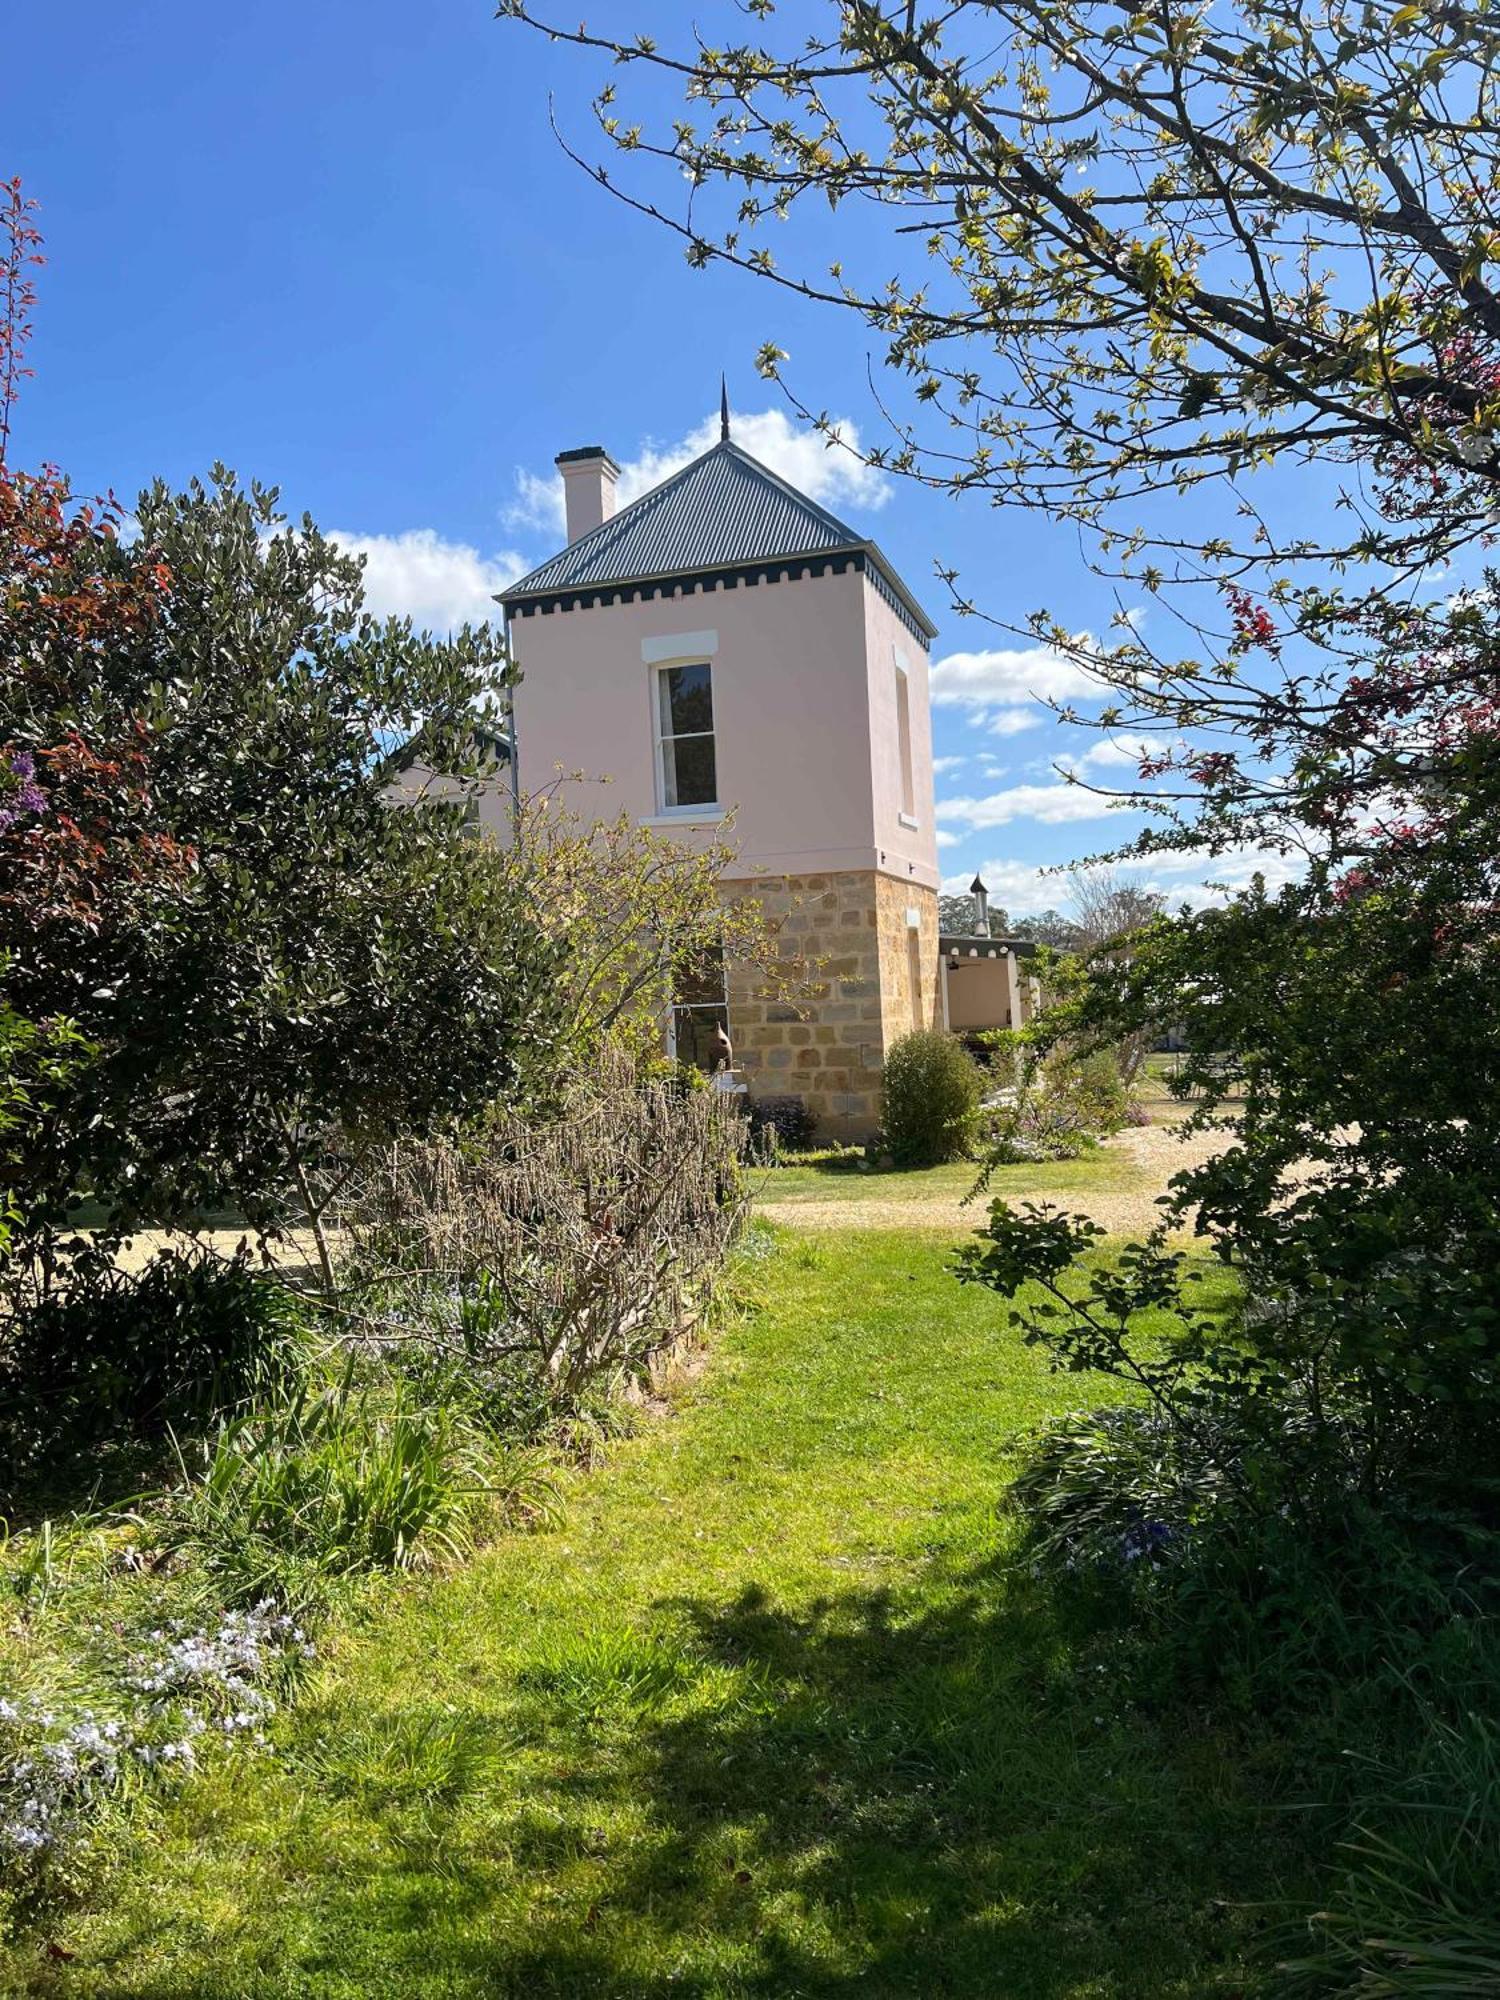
[0, 1602, 309, 1872]
[0, 745, 45, 832]
[981, 1093, 1093, 1165]
[981, 1048, 1128, 1163]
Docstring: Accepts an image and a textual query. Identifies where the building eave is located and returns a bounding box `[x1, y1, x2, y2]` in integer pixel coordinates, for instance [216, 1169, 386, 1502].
[858, 537, 938, 641]
[939, 933, 1038, 959]
[499, 539, 936, 646]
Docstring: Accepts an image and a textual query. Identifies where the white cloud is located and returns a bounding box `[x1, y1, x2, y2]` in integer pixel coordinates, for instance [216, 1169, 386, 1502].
[1072, 733, 1157, 772]
[503, 405, 891, 537]
[1150, 845, 1305, 903]
[941, 859, 1067, 911]
[942, 842, 1304, 917]
[504, 469, 566, 539]
[332, 529, 527, 631]
[936, 781, 1134, 830]
[930, 641, 1103, 709]
[932, 754, 968, 776]
[935, 828, 963, 849]
[986, 706, 1045, 738]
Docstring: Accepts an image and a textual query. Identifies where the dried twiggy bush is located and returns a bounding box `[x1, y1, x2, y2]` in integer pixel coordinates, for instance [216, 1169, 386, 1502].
[336, 1055, 747, 1401]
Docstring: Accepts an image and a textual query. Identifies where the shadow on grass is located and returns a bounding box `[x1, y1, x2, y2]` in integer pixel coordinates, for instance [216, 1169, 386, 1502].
[93, 1558, 1290, 1999]
[572, 1568, 1278, 1998]
[0, 1436, 179, 1534]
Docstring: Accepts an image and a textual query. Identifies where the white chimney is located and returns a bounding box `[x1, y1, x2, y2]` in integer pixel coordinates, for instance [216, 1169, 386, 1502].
[970, 874, 989, 934]
[556, 445, 619, 544]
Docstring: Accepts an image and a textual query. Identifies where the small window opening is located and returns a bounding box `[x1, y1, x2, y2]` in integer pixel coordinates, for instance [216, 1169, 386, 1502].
[895, 664, 916, 820]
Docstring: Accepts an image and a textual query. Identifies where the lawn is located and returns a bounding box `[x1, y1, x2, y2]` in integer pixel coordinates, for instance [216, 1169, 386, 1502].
[4, 1225, 1301, 1999]
[754, 1150, 1146, 1207]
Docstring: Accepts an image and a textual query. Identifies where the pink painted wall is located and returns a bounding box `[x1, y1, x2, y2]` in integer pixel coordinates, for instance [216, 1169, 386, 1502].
[508, 565, 939, 890]
[862, 577, 940, 894]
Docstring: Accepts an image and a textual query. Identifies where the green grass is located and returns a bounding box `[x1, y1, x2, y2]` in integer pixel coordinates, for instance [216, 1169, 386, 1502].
[755, 1149, 1144, 1207]
[1, 1227, 1302, 1998]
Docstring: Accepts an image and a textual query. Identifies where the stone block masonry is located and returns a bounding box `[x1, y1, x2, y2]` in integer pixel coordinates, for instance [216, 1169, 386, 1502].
[723, 869, 940, 1138]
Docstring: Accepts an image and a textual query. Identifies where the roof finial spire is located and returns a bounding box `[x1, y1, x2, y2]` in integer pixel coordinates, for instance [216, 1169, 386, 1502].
[719, 373, 731, 443]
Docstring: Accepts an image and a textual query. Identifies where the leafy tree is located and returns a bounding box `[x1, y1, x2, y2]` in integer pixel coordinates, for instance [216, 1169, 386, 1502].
[501, 792, 798, 1073]
[507, 0, 1500, 566]
[2, 189, 206, 1287]
[1007, 910, 1081, 952]
[0, 968, 87, 1272]
[0, 173, 783, 1306]
[1065, 867, 1166, 1079]
[937, 891, 1011, 937]
[4, 437, 565, 1298]
[501, 0, 1500, 849]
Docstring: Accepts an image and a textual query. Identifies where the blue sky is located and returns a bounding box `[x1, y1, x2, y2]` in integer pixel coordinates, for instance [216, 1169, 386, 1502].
[5, 0, 1289, 919]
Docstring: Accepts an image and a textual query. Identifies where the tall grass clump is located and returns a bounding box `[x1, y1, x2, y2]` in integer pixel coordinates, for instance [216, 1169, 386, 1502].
[159, 1378, 550, 1606]
[1275, 1702, 1500, 1996]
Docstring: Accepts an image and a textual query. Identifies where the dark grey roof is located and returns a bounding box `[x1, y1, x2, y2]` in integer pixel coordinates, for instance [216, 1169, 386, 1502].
[501, 437, 935, 638]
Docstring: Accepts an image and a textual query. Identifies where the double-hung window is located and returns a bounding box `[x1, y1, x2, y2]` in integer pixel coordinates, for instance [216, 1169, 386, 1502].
[670, 944, 730, 1071]
[655, 661, 718, 813]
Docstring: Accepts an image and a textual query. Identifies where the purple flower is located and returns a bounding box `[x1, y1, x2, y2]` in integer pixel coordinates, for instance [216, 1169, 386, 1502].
[15, 784, 45, 816]
[8, 750, 34, 782]
[1120, 1518, 1176, 1564]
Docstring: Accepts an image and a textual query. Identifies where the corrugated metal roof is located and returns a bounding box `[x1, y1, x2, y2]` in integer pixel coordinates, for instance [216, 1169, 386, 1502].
[501, 438, 934, 637]
[503, 440, 862, 597]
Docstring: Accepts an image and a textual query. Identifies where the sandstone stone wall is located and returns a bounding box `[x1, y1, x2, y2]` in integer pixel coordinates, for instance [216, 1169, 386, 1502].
[874, 868, 941, 1044]
[723, 869, 940, 1137]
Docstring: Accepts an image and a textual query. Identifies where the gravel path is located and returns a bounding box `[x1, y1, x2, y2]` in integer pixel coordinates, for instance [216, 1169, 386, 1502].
[756, 1120, 1227, 1237]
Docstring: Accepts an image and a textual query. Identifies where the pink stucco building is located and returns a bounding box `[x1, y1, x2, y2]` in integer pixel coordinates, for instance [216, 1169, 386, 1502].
[492, 411, 1026, 1133]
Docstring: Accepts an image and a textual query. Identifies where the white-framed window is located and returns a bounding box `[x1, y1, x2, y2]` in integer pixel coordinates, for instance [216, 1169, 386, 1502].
[654, 661, 718, 813]
[894, 659, 916, 821]
[669, 943, 731, 1071]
